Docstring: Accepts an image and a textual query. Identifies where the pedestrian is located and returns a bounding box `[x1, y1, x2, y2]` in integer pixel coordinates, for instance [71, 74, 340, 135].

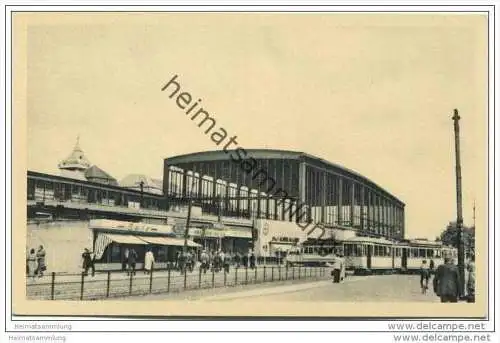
[122, 248, 129, 271]
[420, 260, 430, 293]
[127, 248, 137, 276]
[466, 255, 475, 303]
[331, 253, 345, 283]
[144, 248, 155, 274]
[234, 252, 241, 268]
[200, 250, 209, 274]
[429, 259, 435, 273]
[242, 252, 249, 269]
[27, 248, 38, 281]
[81, 248, 94, 276]
[223, 252, 231, 274]
[35, 245, 47, 277]
[250, 251, 256, 269]
[175, 251, 181, 271]
[187, 250, 194, 273]
[433, 256, 461, 303]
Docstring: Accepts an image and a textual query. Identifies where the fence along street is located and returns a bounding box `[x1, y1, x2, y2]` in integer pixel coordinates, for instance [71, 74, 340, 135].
[27, 265, 329, 300]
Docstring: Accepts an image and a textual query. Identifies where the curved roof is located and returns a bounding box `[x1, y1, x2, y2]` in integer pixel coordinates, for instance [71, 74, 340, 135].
[165, 149, 404, 205]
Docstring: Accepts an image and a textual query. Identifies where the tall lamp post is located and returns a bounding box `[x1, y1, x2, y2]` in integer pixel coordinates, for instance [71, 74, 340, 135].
[452, 109, 466, 298]
[182, 170, 198, 256]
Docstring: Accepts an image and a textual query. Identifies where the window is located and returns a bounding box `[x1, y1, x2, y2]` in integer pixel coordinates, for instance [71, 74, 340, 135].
[110, 244, 121, 263]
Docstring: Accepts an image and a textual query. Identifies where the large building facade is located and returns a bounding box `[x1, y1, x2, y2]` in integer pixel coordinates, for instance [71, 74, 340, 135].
[164, 149, 405, 241]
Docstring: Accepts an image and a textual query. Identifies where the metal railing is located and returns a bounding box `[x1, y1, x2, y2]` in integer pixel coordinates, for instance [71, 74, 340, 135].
[26, 265, 328, 301]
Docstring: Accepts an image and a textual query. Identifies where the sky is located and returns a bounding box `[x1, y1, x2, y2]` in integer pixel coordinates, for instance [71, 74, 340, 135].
[24, 13, 488, 240]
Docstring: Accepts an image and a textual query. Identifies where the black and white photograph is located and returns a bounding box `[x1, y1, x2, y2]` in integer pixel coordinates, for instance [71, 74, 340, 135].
[3, 2, 498, 341]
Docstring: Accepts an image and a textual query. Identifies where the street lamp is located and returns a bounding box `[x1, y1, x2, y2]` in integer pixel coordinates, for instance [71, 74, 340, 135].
[182, 170, 198, 257]
[452, 109, 466, 298]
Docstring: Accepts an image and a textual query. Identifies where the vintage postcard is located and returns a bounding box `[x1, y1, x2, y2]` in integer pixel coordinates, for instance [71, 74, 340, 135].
[9, 9, 491, 321]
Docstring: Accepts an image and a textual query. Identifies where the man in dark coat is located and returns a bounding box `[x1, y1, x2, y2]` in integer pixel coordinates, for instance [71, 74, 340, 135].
[433, 256, 462, 303]
[127, 248, 138, 276]
[242, 253, 249, 269]
[249, 252, 256, 269]
[82, 248, 95, 277]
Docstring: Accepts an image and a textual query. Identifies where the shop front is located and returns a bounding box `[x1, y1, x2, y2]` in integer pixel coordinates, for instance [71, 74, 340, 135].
[254, 219, 307, 258]
[187, 226, 252, 254]
[90, 219, 201, 271]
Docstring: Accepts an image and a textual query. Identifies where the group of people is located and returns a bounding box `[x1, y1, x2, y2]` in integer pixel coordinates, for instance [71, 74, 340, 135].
[26, 245, 47, 280]
[122, 248, 139, 276]
[179, 250, 257, 274]
[420, 255, 475, 303]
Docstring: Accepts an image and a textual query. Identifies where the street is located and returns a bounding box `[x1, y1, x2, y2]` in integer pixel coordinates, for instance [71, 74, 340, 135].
[122, 273, 441, 302]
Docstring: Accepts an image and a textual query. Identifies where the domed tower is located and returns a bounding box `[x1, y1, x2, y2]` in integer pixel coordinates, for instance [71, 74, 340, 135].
[58, 136, 91, 180]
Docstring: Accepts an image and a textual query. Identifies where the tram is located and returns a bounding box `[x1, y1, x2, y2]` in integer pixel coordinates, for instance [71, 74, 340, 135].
[403, 239, 457, 273]
[285, 239, 342, 267]
[341, 236, 458, 275]
[343, 236, 397, 274]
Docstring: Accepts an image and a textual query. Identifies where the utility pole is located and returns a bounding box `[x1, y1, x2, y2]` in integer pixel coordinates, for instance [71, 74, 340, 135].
[183, 170, 197, 256]
[452, 109, 466, 298]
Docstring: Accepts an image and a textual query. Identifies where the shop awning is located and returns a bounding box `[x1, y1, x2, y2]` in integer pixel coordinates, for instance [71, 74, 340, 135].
[103, 233, 149, 245]
[139, 235, 201, 248]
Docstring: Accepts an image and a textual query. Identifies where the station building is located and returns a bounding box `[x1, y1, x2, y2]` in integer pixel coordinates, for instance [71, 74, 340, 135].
[164, 149, 405, 256]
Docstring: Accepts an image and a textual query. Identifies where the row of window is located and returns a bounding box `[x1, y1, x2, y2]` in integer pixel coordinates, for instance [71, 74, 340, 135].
[343, 243, 453, 258]
[27, 179, 165, 210]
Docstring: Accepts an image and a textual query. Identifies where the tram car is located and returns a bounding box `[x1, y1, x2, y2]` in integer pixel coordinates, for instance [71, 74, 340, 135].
[342, 236, 458, 275]
[402, 239, 457, 274]
[343, 236, 397, 274]
[285, 239, 342, 267]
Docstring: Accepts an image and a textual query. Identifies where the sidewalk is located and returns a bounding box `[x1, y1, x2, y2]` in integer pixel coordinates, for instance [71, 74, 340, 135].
[26, 265, 329, 300]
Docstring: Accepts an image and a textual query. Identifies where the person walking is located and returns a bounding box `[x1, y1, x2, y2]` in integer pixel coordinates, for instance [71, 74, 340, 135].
[36, 245, 47, 277]
[200, 250, 209, 274]
[249, 251, 256, 269]
[127, 248, 138, 276]
[331, 253, 345, 283]
[433, 256, 462, 303]
[122, 248, 129, 271]
[420, 260, 430, 294]
[234, 252, 241, 268]
[27, 248, 38, 281]
[429, 259, 435, 274]
[144, 248, 155, 274]
[223, 251, 231, 274]
[82, 248, 94, 277]
[242, 252, 249, 269]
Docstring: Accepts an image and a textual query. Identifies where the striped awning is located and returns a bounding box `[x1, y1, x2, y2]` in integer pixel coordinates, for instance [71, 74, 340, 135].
[94, 233, 149, 259]
[103, 233, 149, 245]
[139, 236, 201, 248]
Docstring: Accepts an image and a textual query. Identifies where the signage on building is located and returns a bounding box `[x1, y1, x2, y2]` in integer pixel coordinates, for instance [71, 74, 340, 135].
[270, 236, 300, 244]
[90, 219, 173, 234]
